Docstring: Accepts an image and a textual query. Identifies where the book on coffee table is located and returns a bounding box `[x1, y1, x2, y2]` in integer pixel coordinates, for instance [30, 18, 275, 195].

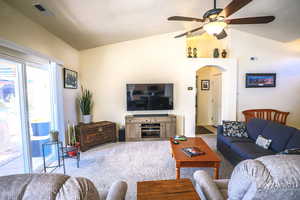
[181, 147, 205, 157]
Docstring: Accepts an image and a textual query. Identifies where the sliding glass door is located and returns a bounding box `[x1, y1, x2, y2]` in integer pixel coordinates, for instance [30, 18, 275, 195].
[0, 58, 25, 175]
[26, 64, 54, 172]
[0, 56, 59, 175]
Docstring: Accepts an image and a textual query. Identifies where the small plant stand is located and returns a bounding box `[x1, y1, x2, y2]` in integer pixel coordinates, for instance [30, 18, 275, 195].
[62, 146, 80, 168]
[42, 141, 66, 174]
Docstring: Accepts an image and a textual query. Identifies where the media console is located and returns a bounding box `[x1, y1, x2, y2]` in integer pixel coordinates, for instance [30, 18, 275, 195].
[133, 114, 169, 117]
[125, 114, 176, 141]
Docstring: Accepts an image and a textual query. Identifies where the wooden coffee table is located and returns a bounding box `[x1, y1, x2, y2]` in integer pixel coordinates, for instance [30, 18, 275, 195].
[137, 179, 200, 200]
[170, 137, 221, 179]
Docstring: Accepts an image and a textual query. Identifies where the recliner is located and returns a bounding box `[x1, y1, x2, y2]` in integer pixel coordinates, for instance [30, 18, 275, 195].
[0, 173, 127, 200]
[194, 155, 300, 200]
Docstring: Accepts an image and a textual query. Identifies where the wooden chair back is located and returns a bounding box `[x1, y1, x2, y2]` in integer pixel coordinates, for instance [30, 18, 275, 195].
[242, 109, 290, 125]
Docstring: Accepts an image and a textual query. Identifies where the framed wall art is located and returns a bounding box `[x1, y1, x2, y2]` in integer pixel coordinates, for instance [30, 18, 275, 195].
[201, 80, 210, 90]
[64, 68, 78, 89]
[246, 73, 276, 88]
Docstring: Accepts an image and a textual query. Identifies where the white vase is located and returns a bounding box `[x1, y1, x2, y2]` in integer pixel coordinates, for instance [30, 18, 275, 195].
[82, 115, 92, 124]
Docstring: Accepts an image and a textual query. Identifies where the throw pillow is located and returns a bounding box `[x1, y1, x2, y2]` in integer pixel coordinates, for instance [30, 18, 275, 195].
[278, 148, 300, 155]
[256, 135, 272, 149]
[222, 121, 248, 138]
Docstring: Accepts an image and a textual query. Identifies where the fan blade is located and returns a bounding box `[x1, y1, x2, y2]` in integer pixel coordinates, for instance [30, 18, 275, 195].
[174, 26, 204, 38]
[225, 16, 275, 24]
[214, 30, 227, 40]
[219, 0, 252, 18]
[168, 16, 204, 22]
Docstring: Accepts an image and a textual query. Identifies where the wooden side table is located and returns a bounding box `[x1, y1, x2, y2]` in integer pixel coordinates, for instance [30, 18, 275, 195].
[137, 179, 200, 200]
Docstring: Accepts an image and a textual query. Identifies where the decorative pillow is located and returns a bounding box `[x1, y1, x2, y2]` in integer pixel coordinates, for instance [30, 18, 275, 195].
[278, 148, 300, 155]
[222, 121, 248, 138]
[256, 135, 272, 149]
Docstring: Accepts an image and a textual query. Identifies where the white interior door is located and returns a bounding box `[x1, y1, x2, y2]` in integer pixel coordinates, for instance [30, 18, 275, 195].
[211, 74, 222, 126]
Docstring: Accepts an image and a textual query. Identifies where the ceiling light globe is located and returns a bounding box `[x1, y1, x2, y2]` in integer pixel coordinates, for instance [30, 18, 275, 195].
[203, 21, 227, 35]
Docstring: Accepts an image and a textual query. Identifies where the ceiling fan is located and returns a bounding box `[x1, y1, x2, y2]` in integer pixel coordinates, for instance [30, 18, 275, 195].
[167, 0, 275, 39]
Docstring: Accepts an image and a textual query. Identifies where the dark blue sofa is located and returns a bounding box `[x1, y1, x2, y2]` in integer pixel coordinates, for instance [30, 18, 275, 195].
[217, 118, 300, 166]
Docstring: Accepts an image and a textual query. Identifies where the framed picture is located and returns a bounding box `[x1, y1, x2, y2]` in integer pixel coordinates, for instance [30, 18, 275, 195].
[201, 80, 210, 90]
[64, 68, 78, 89]
[246, 73, 276, 88]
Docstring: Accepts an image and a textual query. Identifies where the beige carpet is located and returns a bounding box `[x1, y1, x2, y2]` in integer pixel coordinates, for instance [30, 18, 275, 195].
[56, 135, 234, 200]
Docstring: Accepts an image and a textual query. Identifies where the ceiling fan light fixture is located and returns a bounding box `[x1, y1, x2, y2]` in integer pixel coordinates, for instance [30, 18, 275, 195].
[203, 21, 227, 35]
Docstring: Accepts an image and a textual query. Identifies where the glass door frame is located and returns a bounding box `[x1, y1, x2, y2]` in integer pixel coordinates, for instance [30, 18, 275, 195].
[26, 61, 57, 173]
[0, 54, 32, 173]
[0, 53, 59, 174]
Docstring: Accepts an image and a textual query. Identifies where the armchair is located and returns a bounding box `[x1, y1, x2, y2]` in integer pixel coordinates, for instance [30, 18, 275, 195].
[194, 155, 300, 200]
[0, 173, 127, 200]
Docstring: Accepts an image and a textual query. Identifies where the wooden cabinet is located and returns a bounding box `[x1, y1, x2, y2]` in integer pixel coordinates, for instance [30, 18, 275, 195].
[76, 121, 116, 151]
[126, 123, 141, 140]
[125, 115, 176, 141]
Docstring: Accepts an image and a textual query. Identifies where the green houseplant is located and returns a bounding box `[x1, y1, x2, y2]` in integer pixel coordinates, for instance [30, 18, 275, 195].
[78, 87, 93, 124]
[50, 130, 59, 141]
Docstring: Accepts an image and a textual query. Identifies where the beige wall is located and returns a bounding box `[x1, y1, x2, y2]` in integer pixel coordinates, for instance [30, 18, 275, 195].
[80, 29, 300, 131]
[79, 31, 238, 136]
[80, 32, 188, 134]
[0, 0, 80, 124]
[230, 29, 300, 128]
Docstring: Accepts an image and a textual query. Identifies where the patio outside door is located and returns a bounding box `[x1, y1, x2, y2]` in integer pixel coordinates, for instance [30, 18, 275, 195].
[27, 64, 53, 172]
[0, 58, 25, 176]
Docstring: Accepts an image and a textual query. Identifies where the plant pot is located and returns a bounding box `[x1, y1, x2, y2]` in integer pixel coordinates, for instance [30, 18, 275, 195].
[82, 115, 92, 124]
[50, 131, 59, 142]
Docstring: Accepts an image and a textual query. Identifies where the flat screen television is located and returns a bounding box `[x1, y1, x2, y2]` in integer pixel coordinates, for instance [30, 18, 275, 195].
[126, 83, 173, 111]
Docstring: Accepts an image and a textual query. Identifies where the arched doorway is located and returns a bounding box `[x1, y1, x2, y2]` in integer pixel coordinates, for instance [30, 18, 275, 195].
[183, 58, 237, 137]
[196, 65, 223, 134]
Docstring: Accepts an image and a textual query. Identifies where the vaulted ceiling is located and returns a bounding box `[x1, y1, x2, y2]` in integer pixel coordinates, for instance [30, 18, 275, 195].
[4, 0, 300, 50]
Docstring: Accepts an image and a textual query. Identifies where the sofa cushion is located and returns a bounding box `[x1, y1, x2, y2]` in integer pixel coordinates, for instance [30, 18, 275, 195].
[218, 134, 253, 147]
[255, 135, 272, 149]
[261, 121, 297, 152]
[246, 118, 270, 141]
[230, 142, 274, 160]
[223, 121, 248, 138]
[286, 130, 300, 149]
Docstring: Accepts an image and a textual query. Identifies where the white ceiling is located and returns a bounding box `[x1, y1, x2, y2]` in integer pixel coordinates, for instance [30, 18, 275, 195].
[4, 0, 300, 50]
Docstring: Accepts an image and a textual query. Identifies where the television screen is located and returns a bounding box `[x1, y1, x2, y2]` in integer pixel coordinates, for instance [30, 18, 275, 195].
[126, 84, 173, 111]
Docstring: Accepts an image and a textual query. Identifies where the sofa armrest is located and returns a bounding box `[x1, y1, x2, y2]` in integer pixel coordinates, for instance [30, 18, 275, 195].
[106, 181, 127, 200]
[217, 125, 223, 135]
[193, 170, 225, 200]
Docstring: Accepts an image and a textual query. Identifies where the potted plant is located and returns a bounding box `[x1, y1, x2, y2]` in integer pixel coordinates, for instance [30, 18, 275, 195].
[78, 87, 93, 124]
[50, 130, 59, 142]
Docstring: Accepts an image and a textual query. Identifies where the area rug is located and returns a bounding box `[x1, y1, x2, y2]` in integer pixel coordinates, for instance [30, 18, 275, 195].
[196, 125, 214, 134]
[56, 135, 233, 200]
